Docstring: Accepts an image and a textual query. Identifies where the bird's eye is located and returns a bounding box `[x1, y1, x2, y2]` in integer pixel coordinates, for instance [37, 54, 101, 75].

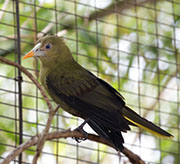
[45, 44, 51, 49]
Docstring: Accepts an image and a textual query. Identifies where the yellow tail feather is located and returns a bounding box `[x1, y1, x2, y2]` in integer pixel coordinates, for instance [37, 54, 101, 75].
[123, 115, 173, 139]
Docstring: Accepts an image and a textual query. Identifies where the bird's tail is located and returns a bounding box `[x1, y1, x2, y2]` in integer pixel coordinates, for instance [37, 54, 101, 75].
[122, 106, 173, 138]
[88, 119, 124, 151]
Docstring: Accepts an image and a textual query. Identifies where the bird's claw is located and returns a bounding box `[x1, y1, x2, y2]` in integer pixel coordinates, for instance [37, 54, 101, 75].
[73, 128, 88, 143]
[72, 119, 89, 143]
[73, 126, 88, 143]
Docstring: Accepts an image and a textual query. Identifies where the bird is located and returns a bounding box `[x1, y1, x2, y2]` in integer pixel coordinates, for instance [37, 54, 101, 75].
[23, 35, 173, 151]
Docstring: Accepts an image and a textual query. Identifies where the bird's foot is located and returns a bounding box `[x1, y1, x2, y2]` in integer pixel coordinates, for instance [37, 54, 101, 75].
[73, 128, 88, 143]
[73, 119, 89, 143]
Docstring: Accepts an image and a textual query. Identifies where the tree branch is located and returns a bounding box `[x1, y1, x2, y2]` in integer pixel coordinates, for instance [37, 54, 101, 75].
[1, 130, 145, 164]
[0, 56, 54, 163]
[0, 0, 10, 21]
[89, 0, 161, 21]
[0, 56, 53, 112]
[32, 105, 60, 164]
[0, 0, 161, 45]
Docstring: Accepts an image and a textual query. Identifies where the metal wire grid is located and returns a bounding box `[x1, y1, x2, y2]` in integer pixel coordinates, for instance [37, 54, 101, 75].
[0, 0, 180, 163]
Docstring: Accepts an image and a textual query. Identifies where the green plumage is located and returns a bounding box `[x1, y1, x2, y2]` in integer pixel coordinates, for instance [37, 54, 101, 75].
[25, 35, 173, 151]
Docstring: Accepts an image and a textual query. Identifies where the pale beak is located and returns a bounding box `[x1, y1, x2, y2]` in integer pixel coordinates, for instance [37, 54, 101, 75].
[23, 42, 42, 60]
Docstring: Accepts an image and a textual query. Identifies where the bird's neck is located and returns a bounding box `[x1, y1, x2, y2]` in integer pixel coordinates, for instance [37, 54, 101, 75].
[40, 58, 80, 79]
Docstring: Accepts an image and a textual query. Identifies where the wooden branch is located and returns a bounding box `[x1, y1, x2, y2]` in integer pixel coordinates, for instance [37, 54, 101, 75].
[0, 0, 161, 58]
[123, 148, 145, 164]
[0, 56, 53, 112]
[37, 14, 66, 38]
[1, 130, 145, 164]
[0, 0, 10, 21]
[0, 56, 54, 163]
[32, 105, 60, 164]
[89, 0, 160, 21]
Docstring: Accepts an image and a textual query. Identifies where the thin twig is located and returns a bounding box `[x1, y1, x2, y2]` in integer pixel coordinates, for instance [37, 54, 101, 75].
[1, 130, 145, 164]
[0, 0, 10, 21]
[37, 14, 66, 38]
[0, 0, 160, 44]
[32, 105, 60, 164]
[89, 0, 161, 20]
[0, 56, 53, 112]
[0, 56, 56, 163]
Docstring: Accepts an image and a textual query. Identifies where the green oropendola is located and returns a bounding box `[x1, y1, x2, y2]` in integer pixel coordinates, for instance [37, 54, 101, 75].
[23, 35, 173, 151]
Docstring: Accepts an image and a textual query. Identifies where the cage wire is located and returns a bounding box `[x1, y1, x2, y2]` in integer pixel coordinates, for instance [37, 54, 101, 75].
[0, 0, 179, 163]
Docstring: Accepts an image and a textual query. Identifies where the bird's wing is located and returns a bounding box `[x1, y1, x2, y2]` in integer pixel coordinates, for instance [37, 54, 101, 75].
[46, 71, 130, 132]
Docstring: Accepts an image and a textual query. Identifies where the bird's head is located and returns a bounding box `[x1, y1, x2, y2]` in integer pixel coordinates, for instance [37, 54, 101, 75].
[23, 35, 73, 66]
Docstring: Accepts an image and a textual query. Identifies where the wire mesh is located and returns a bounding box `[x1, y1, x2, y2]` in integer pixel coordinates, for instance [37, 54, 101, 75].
[0, 0, 179, 163]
